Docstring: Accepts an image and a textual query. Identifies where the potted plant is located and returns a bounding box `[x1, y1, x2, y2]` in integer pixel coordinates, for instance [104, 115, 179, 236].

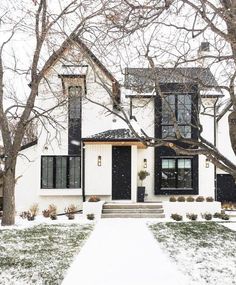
[137, 170, 150, 202]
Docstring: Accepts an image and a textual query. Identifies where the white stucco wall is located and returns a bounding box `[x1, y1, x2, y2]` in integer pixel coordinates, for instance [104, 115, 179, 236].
[85, 144, 112, 196]
[217, 110, 236, 174]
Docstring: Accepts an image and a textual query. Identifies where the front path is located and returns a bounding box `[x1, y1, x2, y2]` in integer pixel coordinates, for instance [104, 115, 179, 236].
[62, 219, 189, 285]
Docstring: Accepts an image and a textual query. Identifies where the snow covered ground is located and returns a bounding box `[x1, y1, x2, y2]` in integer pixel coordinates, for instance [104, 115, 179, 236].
[0, 215, 94, 285]
[62, 219, 190, 285]
[1, 216, 236, 285]
[149, 221, 236, 285]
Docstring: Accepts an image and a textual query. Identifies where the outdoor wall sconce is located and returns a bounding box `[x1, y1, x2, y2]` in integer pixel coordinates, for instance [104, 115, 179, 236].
[97, 155, 102, 166]
[205, 158, 210, 168]
[143, 158, 147, 168]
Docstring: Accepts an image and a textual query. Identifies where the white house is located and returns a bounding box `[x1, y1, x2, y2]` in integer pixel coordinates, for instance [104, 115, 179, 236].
[7, 38, 234, 213]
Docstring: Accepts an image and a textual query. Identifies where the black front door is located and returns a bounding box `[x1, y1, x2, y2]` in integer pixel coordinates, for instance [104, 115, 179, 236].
[112, 146, 131, 200]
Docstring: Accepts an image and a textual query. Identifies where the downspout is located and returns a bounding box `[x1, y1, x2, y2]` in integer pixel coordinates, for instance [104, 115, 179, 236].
[214, 97, 219, 200]
[82, 142, 86, 202]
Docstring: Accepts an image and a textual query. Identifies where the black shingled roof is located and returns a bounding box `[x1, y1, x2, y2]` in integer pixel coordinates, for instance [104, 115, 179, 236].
[83, 129, 141, 141]
[125, 67, 218, 93]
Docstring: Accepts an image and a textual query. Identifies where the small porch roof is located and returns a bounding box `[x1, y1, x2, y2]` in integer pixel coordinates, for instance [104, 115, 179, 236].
[82, 128, 147, 148]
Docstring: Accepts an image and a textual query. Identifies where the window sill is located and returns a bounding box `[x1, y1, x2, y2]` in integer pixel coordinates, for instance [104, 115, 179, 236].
[39, 189, 82, 196]
[156, 188, 198, 195]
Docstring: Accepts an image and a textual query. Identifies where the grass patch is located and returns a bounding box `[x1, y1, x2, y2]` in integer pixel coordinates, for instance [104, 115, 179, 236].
[0, 224, 93, 284]
[149, 222, 236, 285]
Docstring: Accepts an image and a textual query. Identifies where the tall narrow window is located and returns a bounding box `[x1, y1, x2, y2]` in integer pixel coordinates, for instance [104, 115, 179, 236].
[68, 86, 82, 155]
[161, 94, 192, 139]
[41, 156, 53, 188]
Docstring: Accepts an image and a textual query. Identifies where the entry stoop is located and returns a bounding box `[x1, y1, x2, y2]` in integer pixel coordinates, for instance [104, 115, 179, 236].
[101, 203, 165, 218]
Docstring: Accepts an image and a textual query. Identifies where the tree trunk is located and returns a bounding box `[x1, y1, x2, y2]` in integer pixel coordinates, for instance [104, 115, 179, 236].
[1, 168, 16, 226]
[228, 111, 236, 156]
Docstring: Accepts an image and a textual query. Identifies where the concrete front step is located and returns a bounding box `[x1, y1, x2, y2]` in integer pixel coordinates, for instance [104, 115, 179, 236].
[102, 203, 165, 218]
[102, 209, 164, 214]
[101, 213, 165, 218]
[103, 203, 163, 210]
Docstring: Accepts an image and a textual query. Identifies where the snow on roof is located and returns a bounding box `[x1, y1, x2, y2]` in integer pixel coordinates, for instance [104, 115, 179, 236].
[125, 67, 219, 93]
[83, 128, 142, 141]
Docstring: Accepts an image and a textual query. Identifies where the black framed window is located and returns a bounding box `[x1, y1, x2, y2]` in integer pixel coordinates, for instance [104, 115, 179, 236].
[161, 157, 192, 189]
[68, 86, 82, 155]
[161, 94, 192, 139]
[41, 156, 81, 189]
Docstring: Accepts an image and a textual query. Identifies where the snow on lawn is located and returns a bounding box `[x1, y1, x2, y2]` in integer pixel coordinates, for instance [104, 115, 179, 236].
[149, 222, 236, 285]
[0, 222, 94, 285]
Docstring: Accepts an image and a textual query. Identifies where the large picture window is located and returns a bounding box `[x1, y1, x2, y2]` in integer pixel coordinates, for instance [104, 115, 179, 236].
[41, 156, 81, 189]
[161, 94, 192, 139]
[161, 158, 192, 189]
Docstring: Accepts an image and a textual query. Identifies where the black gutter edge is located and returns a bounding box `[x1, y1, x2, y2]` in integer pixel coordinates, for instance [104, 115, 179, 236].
[82, 142, 85, 202]
[82, 138, 143, 143]
[20, 140, 38, 151]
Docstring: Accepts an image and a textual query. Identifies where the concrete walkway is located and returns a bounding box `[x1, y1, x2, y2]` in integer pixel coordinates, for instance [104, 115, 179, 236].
[62, 219, 189, 285]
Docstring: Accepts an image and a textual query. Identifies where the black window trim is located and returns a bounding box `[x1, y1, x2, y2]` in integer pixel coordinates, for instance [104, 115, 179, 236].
[161, 93, 194, 139]
[41, 155, 81, 189]
[160, 156, 193, 190]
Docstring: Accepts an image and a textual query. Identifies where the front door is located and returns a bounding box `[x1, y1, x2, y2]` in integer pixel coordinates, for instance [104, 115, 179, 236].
[112, 146, 131, 200]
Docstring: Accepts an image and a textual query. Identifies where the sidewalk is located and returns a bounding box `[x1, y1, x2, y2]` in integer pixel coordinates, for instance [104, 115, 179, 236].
[62, 219, 189, 285]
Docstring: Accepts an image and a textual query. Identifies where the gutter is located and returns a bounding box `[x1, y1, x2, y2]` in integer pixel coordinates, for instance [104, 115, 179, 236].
[214, 97, 219, 200]
[82, 142, 85, 202]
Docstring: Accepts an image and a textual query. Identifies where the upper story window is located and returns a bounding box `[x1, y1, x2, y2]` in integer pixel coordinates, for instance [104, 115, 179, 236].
[68, 86, 82, 155]
[68, 86, 82, 119]
[161, 94, 192, 139]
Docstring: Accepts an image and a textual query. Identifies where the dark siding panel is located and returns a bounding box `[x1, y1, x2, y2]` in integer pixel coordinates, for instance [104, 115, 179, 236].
[217, 174, 236, 202]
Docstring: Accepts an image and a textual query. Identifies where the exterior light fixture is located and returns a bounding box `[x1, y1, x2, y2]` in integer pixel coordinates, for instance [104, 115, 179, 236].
[143, 158, 147, 168]
[205, 158, 210, 168]
[97, 155, 102, 166]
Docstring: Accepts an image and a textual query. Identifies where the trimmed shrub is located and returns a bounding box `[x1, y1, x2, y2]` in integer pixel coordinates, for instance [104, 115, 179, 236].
[171, 213, 183, 221]
[169, 196, 177, 202]
[196, 196, 205, 202]
[213, 212, 222, 219]
[221, 214, 230, 220]
[206, 196, 214, 202]
[186, 213, 198, 221]
[87, 213, 95, 220]
[202, 213, 212, 220]
[186, 196, 195, 202]
[88, 196, 100, 202]
[177, 196, 186, 202]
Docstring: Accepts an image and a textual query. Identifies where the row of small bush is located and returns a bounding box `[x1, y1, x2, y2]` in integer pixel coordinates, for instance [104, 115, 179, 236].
[169, 196, 214, 202]
[171, 212, 230, 221]
[20, 203, 78, 221]
[222, 202, 236, 210]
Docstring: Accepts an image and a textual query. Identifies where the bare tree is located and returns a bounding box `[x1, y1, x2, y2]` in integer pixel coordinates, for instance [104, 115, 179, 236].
[89, 0, 236, 182]
[0, 0, 110, 226]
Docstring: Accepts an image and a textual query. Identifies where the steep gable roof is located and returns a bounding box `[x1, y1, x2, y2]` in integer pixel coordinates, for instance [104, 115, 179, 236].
[43, 33, 120, 102]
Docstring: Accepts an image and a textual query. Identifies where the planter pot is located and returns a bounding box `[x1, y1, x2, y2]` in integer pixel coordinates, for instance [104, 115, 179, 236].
[83, 201, 104, 219]
[137, 187, 145, 202]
